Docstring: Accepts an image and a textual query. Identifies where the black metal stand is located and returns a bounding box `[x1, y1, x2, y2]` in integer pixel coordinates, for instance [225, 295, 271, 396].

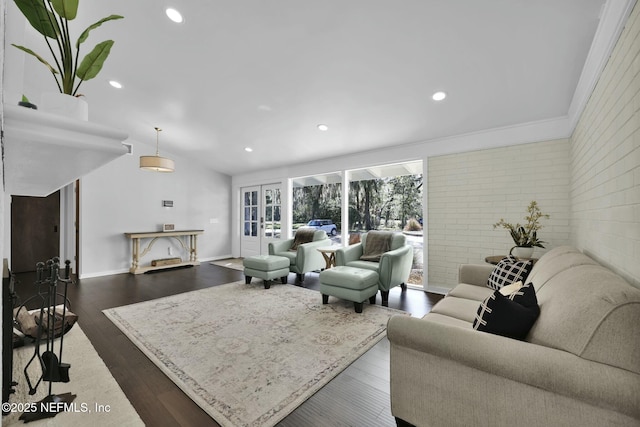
[19, 258, 76, 422]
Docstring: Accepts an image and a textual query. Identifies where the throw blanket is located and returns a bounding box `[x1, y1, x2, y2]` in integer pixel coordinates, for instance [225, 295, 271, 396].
[360, 231, 393, 262]
[290, 228, 317, 251]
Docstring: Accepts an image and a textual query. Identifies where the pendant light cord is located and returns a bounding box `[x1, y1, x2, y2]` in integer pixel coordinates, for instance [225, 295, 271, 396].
[155, 127, 162, 156]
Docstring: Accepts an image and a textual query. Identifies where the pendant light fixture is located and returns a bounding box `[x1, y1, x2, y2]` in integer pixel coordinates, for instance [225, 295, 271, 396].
[139, 127, 175, 172]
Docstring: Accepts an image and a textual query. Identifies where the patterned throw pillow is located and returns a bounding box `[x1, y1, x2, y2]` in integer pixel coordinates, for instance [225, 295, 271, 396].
[487, 255, 533, 290]
[473, 283, 540, 340]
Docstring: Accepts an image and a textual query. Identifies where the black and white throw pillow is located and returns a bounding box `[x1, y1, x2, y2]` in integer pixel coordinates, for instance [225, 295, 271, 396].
[473, 282, 540, 340]
[487, 255, 533, 290]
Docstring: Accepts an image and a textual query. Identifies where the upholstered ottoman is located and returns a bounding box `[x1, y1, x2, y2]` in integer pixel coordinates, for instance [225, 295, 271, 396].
[243, 255, 290, 289]
[319, 266, 379, 313]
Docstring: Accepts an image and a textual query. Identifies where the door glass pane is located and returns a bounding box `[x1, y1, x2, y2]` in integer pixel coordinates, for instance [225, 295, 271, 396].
[274, 206, 281, 221]
[244, 207, 250, 221]
[244, 222, 250, 236]
[251, 222, 258, 236]
[275, 189, 281, 204]
[265, 206, 272, 221]
[251, 207, 258, 221]
[251, 191, 258, 205]
[265, 190, 272, 205]
[244, 192, 251, 205]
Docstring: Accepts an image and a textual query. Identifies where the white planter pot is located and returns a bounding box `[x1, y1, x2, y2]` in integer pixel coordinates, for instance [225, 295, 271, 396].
[40, 92, 88, 121]
[510, 246, 534, 259]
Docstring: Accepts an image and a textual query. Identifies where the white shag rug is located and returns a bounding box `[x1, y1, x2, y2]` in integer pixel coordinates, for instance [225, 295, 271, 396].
[4, 324, 143, 427]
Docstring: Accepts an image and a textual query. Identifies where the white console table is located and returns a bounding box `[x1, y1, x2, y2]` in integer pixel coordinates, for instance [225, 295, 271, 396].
[124, 230, 204, 274]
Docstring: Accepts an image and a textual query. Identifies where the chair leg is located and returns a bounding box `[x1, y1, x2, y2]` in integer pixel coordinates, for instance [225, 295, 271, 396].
[263, 281, 271, 289]
[354, 302, 364, 313]
[400, 282, 407, 291]
[281, 276, 288, 284]
[369, 294, 376, 304]
[245, 276, 251, 284]
[296, 273, 304, 283]
[395, 417, 416, 427]
[322, 294, 329, 304]
[381, 290, 390, 307]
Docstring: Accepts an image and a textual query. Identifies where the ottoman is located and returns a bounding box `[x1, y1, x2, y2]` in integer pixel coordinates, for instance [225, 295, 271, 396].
[243, 255, 290, 289]
[319, 266, 379, 313]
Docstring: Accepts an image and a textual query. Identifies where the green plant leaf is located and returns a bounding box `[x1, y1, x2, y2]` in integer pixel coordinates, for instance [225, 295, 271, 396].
[76, 40, 114, 81]
[13, 0, 58, 38]
[51, 0, 78, 20]
[21, 95, 30, 102]
[76, 15, 124, 48]
[11, 44, 59, 75]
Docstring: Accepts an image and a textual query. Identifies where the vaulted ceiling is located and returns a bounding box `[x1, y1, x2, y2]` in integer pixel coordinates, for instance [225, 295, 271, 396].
[4, 0, 624, 176]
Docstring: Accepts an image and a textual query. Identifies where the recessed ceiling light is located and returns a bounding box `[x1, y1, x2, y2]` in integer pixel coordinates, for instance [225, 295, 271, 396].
[109, 80, 122, 89]
[244, 147, 253, 152]
[432, 91, 447, 101]
[166, 8, 183, 23]
[317, 124, 329, 131]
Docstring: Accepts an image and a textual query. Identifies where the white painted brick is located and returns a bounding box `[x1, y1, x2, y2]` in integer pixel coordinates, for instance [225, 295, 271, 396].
[569, 2, 640, 289]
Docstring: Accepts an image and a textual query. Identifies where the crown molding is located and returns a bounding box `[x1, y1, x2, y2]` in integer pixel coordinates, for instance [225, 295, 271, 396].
[567, 0, 637, 131]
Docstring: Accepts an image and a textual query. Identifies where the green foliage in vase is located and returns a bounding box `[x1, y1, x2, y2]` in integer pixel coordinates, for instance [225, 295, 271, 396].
[493, 201, 550, 248]
[12, 0, 123, 95]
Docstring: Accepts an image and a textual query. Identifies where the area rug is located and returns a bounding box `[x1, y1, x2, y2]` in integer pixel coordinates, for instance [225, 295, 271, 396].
[210, 257, 244, 271]
[5, 325, 144, 427]
[103, 281, 407, 427]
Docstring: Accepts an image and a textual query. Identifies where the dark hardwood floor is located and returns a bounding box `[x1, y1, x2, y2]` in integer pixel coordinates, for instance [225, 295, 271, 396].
[11, 263, 442, 427]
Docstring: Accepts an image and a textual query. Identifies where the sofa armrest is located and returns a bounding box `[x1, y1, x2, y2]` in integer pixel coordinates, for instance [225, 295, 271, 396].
[458, 263, 495, 287]
[269, 238, 294, 255]
[387, 315, 640, 421]
[335, 243, 363, 266]
[378, 245, 413, 291]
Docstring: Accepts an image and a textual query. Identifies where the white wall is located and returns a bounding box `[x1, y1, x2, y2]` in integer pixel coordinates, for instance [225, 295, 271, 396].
[427, 139, 572, 291]
[80, 142, 231, 278]
[570, 2, 640, 289]
[1, 0, 6, 269]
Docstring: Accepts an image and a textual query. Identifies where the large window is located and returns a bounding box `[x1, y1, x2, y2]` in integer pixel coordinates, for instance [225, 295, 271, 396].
[291, 172, 342, 240]
[348, 162, 423, 286]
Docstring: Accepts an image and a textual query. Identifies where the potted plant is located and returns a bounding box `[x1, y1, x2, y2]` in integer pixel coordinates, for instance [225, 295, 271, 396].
[11, 0, 123, 107]
[493, 200, 550, 258]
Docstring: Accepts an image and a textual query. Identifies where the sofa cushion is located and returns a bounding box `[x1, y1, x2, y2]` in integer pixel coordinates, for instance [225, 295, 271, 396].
[487, 255, 533, 290]
[528, 264, 640, 373]
[473, 283, 540, 340]
[447, 283, 494, 302]
[430, 296, 482, 324]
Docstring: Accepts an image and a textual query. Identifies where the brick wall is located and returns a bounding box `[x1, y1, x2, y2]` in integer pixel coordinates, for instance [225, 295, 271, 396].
[427, 139, 572, 291]
[570, 3, 640, 288]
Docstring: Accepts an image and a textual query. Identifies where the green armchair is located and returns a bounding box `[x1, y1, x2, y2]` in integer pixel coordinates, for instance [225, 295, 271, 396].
[335, 231, 413, 306]
[269, 229, 329, 282]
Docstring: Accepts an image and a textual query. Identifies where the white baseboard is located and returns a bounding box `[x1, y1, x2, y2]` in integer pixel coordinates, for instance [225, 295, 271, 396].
[203, 254, 234, 262]
[80, 268, 129, 279]
[423, 285, 450, 296]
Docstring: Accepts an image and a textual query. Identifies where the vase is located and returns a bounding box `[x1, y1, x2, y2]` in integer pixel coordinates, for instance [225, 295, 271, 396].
[40, 92, 88, 121]
[510, 246, 534, 259]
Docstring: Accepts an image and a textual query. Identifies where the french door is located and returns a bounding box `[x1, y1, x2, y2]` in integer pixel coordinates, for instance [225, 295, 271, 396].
[240, 184, 282, 258]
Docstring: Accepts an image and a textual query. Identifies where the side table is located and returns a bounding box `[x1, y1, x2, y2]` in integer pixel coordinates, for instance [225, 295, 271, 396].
[485, 255, 538, 265]
[317, 246, 339, 269]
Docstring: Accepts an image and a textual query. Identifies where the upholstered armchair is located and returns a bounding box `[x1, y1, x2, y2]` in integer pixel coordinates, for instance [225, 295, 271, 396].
[335, 231, 413, 306]
[269, 229, 329, 282]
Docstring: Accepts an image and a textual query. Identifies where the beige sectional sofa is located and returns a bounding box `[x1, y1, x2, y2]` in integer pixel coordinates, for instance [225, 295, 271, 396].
[387, 246, 640, 427]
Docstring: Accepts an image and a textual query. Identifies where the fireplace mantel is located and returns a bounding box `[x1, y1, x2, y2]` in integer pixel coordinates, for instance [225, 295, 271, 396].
[3, 103, 130, 197]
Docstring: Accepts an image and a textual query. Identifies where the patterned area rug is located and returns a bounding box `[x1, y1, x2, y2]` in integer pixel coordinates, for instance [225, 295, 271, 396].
[104, 281, 407, 427]
[210, 257, 244, 271]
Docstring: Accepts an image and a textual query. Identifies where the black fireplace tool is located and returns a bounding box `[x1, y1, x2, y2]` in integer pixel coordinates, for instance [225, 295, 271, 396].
[20, 258, 76, 422]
